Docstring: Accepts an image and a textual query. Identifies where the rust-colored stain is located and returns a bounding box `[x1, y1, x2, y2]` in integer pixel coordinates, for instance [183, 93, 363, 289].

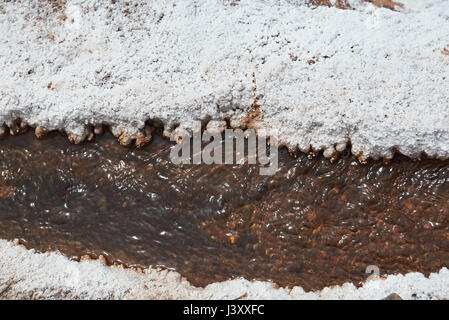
[306, 0, 350, 9]
[364, 0, 404, 10]
[442, 46, 449, 56]
[0, 186, 17, 199]
[243, 72, 262, 129]
[306, 0, 403, 10]
[50, 0, 66, 12]
[244, 98, 262, 129]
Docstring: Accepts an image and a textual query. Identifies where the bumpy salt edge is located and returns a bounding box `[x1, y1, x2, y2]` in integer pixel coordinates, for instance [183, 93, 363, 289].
[1, 239, 449, 300]
[0, 0, 448, 160]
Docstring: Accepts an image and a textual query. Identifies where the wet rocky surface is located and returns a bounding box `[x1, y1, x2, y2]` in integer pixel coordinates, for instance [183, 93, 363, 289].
[0, 132, 448, 291]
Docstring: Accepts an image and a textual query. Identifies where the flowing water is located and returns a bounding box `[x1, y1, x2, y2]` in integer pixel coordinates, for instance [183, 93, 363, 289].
[0, 132, 448, 291]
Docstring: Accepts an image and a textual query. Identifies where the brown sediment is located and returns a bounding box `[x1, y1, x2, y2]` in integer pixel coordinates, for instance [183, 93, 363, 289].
[364, 0, 403, 10]
[28, 0, 67, 25]
[244, 98, 262, 129]
[230, 0, 241, 7]
[39, 0, 402, 15]
[0, 186, 17, 199]
[135, 135, 152, 149]
[34, 127, 49, 139]
[306, 0, 351, 9]
[306, 0, 333, 8]
[50, 0, 67, 12]
[0, 132, 448, 291]
[117, 131, 134, 147]
[0, 125, 7, 140]
[243, 72, 263, 130]
[442, 46, 449, 56]
[306, 0, 403, 10]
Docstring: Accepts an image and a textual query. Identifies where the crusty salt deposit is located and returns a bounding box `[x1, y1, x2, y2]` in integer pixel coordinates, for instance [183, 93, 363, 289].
[1, 0, 448, 300]
[1, 239, 449, 300]
[0, 0, 448, 159]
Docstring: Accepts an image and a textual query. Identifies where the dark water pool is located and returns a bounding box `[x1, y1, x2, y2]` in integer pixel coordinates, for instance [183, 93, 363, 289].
[0, 132, 448, 291]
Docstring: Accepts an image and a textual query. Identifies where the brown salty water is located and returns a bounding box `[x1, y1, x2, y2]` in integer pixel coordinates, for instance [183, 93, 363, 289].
[0, 132, 448, 291]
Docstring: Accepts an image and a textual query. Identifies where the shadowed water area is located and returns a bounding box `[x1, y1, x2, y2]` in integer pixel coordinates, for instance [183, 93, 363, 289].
[0, 131, 448, 291]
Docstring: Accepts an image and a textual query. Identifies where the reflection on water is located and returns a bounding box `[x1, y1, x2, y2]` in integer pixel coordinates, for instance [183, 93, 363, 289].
[0, 132, 448, 291]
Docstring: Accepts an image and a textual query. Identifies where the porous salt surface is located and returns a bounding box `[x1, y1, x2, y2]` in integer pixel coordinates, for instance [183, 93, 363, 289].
[0, 0, 448, 159]
[1, 239, 449, 300]
[1, 0, 449, 300]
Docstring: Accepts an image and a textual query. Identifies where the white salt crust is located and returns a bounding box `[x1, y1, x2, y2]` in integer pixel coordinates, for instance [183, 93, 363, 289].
[0, 0, 448, 159]
[1, 0, 449, 300]
[1, 239, 449, 300]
